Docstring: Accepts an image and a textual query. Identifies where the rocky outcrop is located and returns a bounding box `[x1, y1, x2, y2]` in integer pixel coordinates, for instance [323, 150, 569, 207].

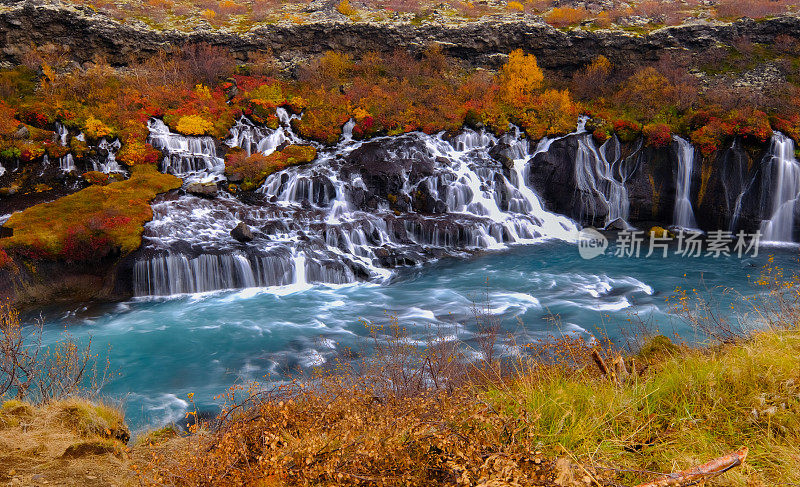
[527, 133, 776, 231]
[1, 1, 798, 73]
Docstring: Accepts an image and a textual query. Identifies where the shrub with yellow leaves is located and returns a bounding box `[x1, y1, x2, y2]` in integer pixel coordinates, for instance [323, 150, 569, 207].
[83, 117, 113, 140]
[175, 114, 214, 135]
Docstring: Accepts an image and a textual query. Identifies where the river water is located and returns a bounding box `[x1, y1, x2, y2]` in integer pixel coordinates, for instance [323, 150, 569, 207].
[33, 240, 796, 432]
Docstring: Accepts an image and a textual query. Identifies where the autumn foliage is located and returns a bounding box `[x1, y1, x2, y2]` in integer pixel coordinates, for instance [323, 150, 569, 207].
[225, 145, 317, 191]
[1, 166, 181, 262]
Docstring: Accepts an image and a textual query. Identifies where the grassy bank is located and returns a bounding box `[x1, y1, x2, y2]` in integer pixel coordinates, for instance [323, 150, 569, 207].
[129, 325, 798, 486]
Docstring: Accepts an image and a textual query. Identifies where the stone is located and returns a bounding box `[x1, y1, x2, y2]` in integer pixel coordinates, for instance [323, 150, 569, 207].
[13, 124, 29, 140]
[185, 181, 218, 197]
[604, 218, 628, 231]
[230, 221, 254, 242]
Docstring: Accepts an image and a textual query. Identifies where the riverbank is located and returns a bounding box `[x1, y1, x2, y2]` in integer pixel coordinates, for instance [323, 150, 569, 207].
[4, 321, 798, 485]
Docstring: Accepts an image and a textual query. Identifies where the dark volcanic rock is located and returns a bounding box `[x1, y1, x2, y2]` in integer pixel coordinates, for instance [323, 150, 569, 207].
[342, 134, 436, 211]
[695, 139, 763, 232]
[1, 2, 798, 76]
[231, 221, 254, 242]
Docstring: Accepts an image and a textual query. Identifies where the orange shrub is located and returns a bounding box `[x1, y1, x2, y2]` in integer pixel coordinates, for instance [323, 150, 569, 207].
[225, 145, 317, 191]
[217, 0, 247, 15]
[0, 101, 18, 137]
[175, 114, 214, 135]
[498, 49, 544, 110]
[507, 1, 523, 12]
[83, 116, 113, 139]
[522, 89, 579, 139]
[545, 7, 590, 27]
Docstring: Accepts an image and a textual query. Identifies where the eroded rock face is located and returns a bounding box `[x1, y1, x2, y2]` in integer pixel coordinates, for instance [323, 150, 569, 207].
[1, 2, 798, 74]
[342, 135, 437, 212]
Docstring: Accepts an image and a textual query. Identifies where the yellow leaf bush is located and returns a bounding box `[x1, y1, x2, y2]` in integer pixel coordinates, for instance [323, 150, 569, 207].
[175, 114, 214, 135]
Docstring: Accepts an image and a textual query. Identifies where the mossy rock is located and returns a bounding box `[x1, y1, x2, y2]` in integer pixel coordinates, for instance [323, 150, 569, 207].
[636, 335, 679, 363]
[55, 400, 130, 443]
[225, 144, 317, 191]
[1, 165, 181, 262]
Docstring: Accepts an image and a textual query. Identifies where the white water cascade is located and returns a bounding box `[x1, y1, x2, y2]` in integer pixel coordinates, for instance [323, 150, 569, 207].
[147, 119, 225, 181]
[673, 136, 698, 229]
[55, 122, 77, 172]
[93, 138, 124, 173]
[759, 132, 800, 242]
[573, 123, 630, 227]
[135, 115, 579, 296]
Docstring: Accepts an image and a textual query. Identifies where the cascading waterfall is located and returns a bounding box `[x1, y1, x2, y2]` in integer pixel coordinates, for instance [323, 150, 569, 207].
[573, 123, 629, 227]
[135, 114, 579, 296]
[147, 119, 225, 180]
[673, 136, 698, 229]
[92, 138, 124, 173]
[55, 122, 77, 172]
[759, 132, 800, 242]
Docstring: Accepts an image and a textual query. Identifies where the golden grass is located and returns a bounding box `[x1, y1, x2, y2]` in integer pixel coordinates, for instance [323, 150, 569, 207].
[0, 398, 134, 486]
[137, 327, 800, 486]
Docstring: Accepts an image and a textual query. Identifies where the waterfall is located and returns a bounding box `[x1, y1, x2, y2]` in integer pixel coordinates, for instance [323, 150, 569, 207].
[54, 122, 78, 173]
[147, 119, 225, 180]
[133, 252, 296, 295]
[60, 153, 76, 172]
[573, 131, 629, 227]
[133, 115, 580, 297]
[92, 138, 124, 173]
[673, 136, 698, 229]
[759, 132, 800, 242]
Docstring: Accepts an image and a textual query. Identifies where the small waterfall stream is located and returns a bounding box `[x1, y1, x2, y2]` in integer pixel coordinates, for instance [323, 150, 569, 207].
[673, 136, 698, 229]
[759, 132, 800, 242]
[134, 115, 580, 296]
[573, 130, 630, 227]
[147, 119, 225, 181]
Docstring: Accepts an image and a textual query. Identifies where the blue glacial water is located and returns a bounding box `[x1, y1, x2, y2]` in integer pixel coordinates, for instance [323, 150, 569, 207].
[33, 241, 797, 432]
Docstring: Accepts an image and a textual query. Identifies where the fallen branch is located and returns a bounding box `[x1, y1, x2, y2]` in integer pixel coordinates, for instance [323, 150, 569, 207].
[591, 349, 610, 376]
[634, 447, 748, 487]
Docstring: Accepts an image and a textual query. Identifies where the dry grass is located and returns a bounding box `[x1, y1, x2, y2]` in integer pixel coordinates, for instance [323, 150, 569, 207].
[0, 398, 134, 486]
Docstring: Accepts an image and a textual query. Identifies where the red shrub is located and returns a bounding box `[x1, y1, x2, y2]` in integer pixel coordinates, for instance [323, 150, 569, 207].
[643, 123, 672, 148]
[613, 119, 642, 143]
[61, 227, 114, 262]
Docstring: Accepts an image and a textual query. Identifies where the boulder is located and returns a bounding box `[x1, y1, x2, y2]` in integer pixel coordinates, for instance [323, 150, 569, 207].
[186, 181, 218, 197]
[604, 217, 629, 231]
[231, 222, 254, 242]
[13, 124, 29, 140]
